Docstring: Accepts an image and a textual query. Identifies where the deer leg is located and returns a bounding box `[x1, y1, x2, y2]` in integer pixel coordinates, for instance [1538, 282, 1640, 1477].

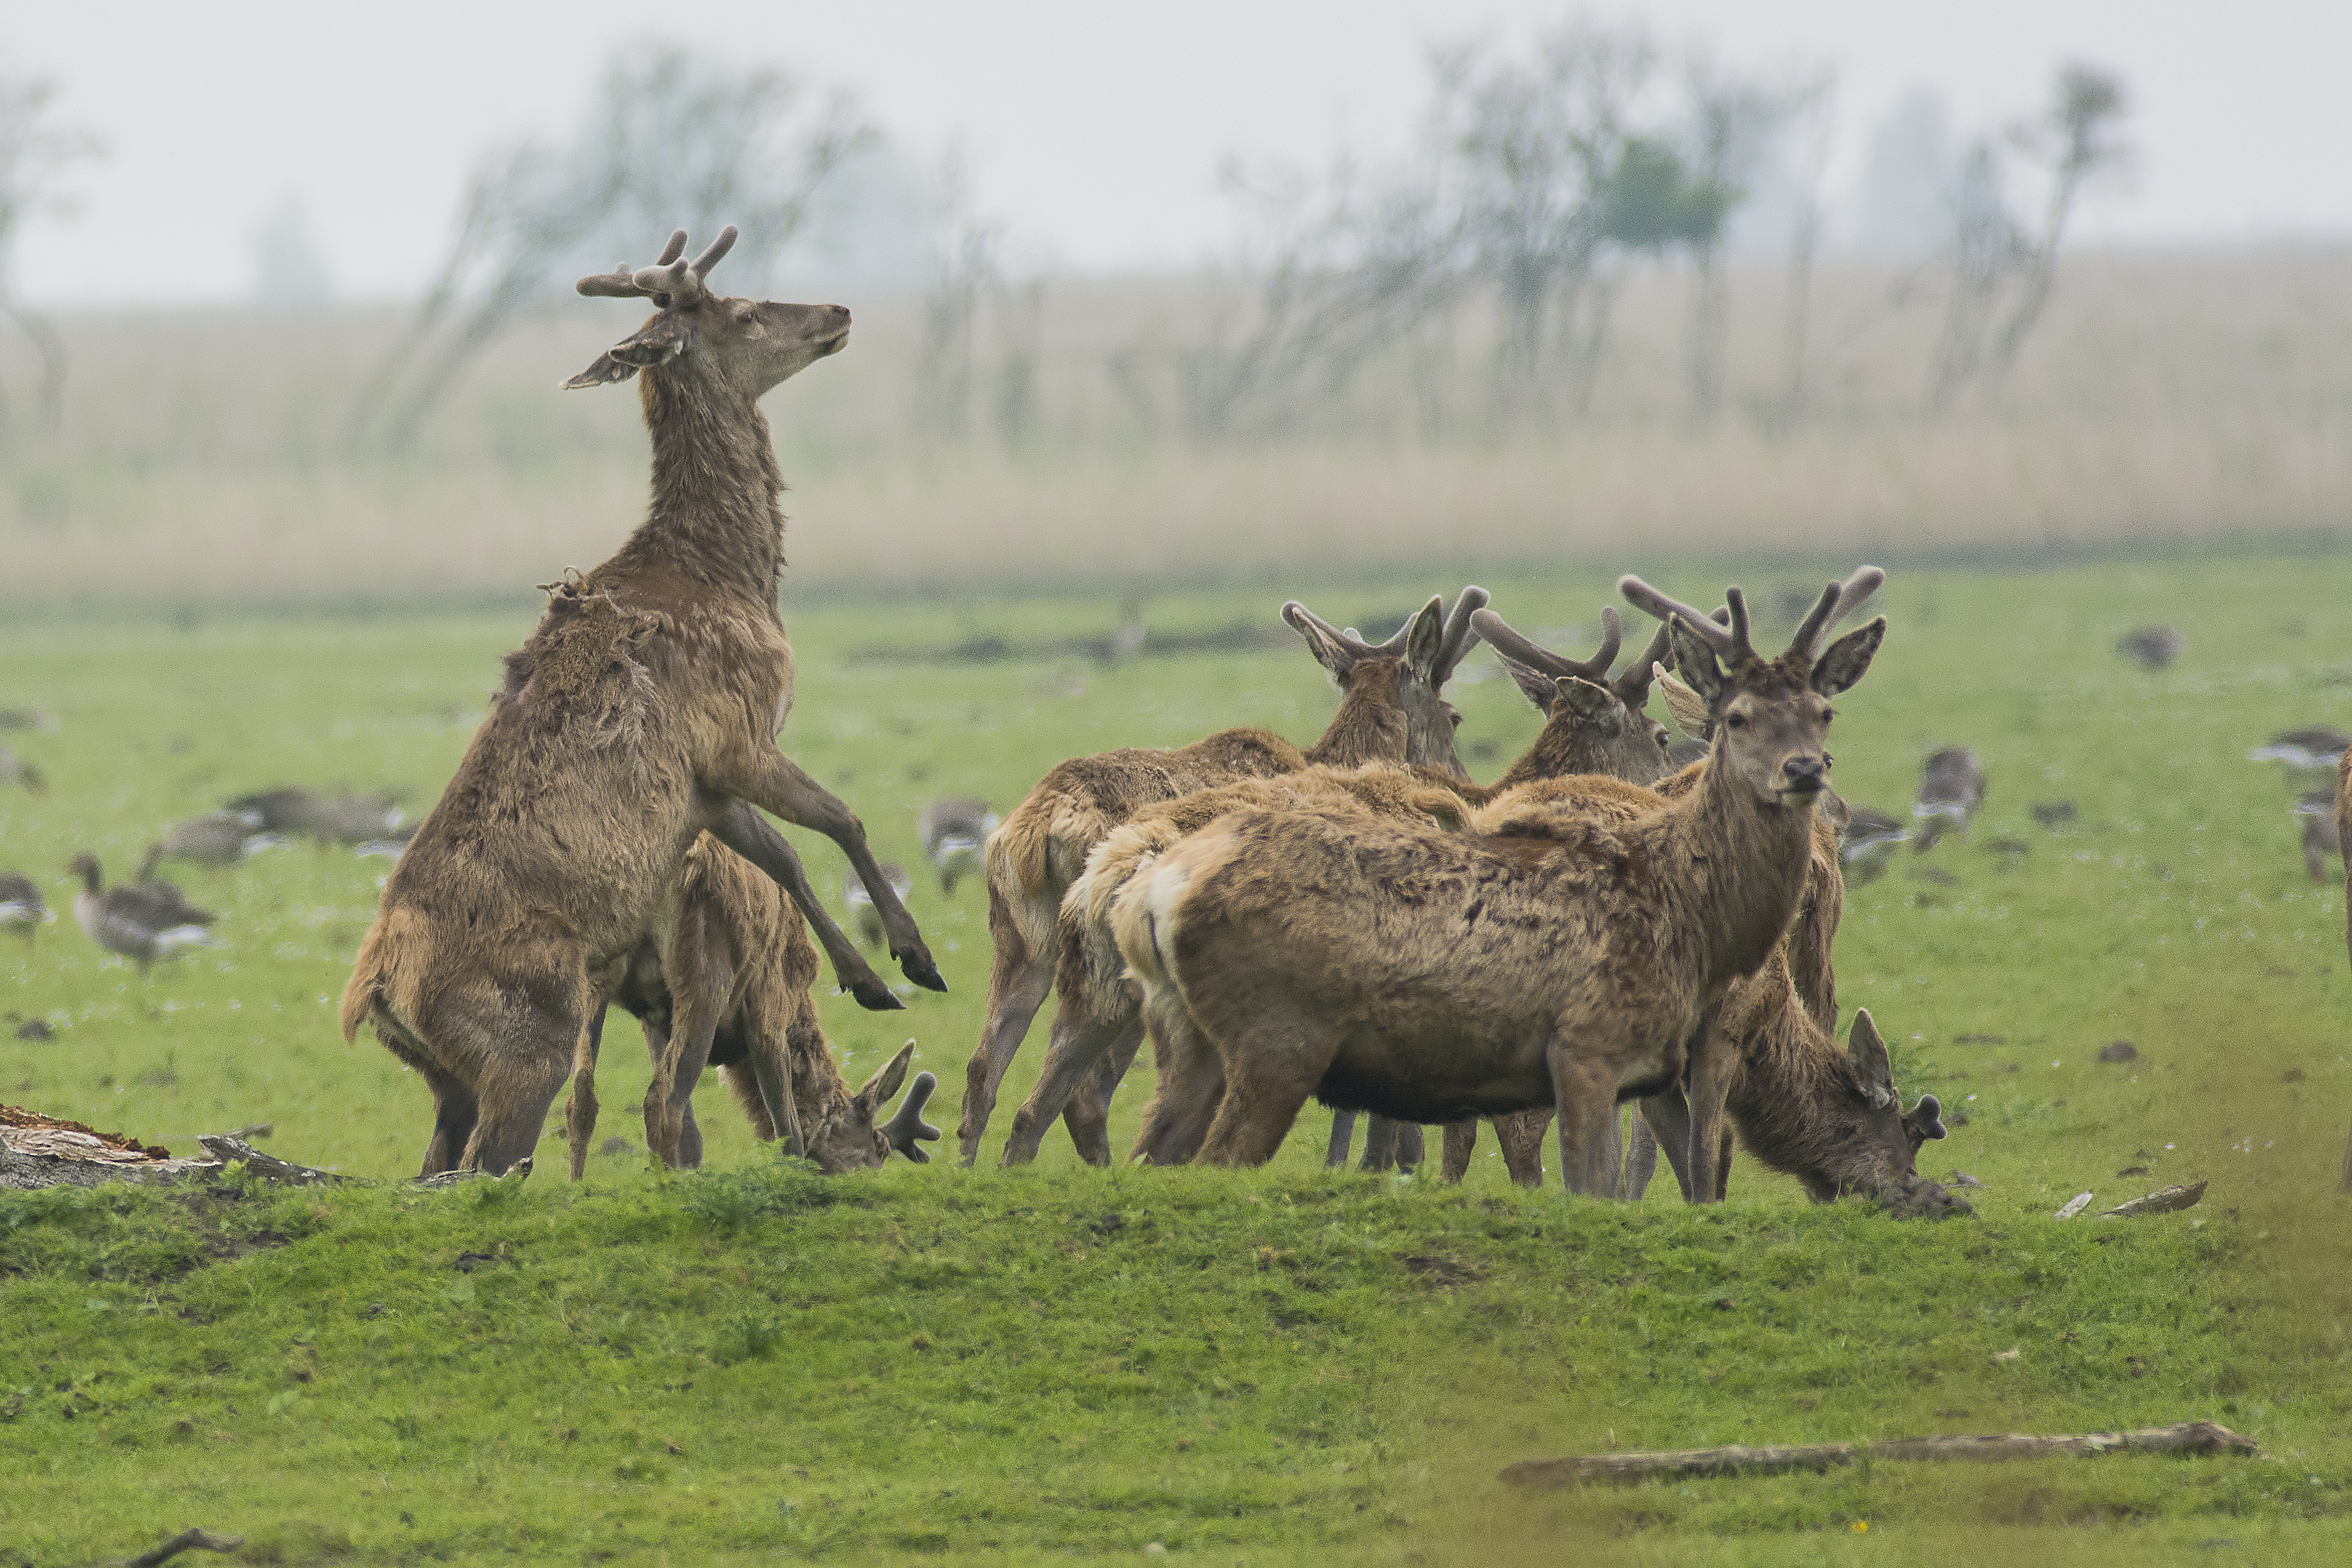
[459, 1049, 569, 1178]
[957, 885, 1056, 1164]
[1684, 1010, 1735, 1205]
[1394, 1122, 1426, 1172]
[746, 1040, 806, 1160]
[564, 1005, 609, 1182]
[1626, 1113, 1660, 1199]
[1637, 1091, 1697, 1201]
[1132, 993, 1227, 1165]
[1439, 1119, 1477, 1183]
[417, 1064, 479, 1179]
[1356, 1115, 1401, 1171]
[1494, 1109, 1553, 1188]
[708, 802, 900, 1012]
[717, 754, 942, 991]
[1001, 997, 1134, 1167]
[1056, 1017, 1145, 1169]
[1545, 1044, 1622, 1199]
[645, 912, 728, 1171]
[1324, 1110, 1357, 1171]
[1195, 1006, 1333, 1168]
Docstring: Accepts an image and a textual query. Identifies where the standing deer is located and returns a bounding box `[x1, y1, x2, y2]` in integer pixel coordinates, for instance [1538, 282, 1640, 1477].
[1111, 571, 1886, 1200]
[343, 226, 940, 1176]
[954, 589, 1487, 1166]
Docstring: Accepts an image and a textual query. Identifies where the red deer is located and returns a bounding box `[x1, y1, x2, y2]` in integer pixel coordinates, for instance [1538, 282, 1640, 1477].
[561, 827, 937, 1178]
[954, 589, 1487, 1166]
[343, 227, 938, 1175]
[1112, 571, 1885, 1199]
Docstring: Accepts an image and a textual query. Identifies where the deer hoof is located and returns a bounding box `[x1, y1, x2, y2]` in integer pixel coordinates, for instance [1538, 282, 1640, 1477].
[896, 945, 948, 993]
[844, 973, 906, 1011]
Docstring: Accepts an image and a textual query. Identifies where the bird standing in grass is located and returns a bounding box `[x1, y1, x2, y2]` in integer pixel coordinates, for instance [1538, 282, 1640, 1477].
[0, 744, 44, 795]
[2116, 625, 2183, 669]
[143, 811, 287, 875]
[844, 864, 913, 949]
[1837, 807, 1909, 887]
[1912, 748, 1985, 853]
[2248, 726, 2349, 775]
[918, 798, 999, 894]
[0, 872, 54, 946]
[67, 854, 222, 975]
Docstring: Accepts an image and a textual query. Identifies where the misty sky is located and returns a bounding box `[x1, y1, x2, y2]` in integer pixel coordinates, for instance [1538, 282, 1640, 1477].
[8, 0, 2349, 306]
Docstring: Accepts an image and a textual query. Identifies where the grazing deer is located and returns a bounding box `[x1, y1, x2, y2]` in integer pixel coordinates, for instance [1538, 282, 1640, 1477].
[954, 589, 1487, 1166]
[1111, 571, 1885, 1199]
[560, 825, 938, 1179]
[344, 227, 939, 1176]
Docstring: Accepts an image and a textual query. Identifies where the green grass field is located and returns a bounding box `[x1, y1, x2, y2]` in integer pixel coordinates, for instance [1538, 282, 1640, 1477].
[4, 555, 2351, 1564]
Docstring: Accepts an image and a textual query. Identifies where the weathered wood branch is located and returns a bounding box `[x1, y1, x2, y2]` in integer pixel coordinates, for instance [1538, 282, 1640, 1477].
[197, 1135, 347, 1184]
[125, 1526, 244, 1565]
[1499, 1420, 2258, 1489]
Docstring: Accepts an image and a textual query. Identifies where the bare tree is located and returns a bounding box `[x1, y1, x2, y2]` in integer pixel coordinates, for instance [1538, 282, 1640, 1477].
[915, 149, 1001, 444]
[0, 66, 99, 435]
[1678, 61, 1787, 425]
[1929, 62, 2129, 409]
[1769, 72, 1836, 431]
[354, 46, 870, 446]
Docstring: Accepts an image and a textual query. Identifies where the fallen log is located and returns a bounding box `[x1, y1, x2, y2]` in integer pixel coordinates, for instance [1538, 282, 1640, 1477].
[1499, 1420, 2258, 1489]
[1, 1107, 351, 1190]
[126, 1526, 243, 1565]
[2099, 1180, 2205, 1219]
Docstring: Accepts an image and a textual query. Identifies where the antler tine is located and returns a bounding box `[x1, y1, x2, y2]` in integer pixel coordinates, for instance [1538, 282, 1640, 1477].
[654, 229, 688, 266]
[1469, 605, 1619, 683]
[1786, 580, 1844, 661]
[883, 1070, 939, 1163]
[1613, 618, 1675, 704]
[575, 263, 650, 299]
[1282, 601, 1377, 660]
[1434, 585, 1491, 681]
[1723, 588, 1753, 657]
[689, 225, 738, 277]
[1617, 575, 1742, 658]
[1783, 567, 1885, 661]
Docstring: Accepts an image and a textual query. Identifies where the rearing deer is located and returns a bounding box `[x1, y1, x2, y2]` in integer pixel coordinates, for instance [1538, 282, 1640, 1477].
[1111, 571, 1886, 1199]
[343, 227, 939, 1175]
[955, 590, 1486, 1165]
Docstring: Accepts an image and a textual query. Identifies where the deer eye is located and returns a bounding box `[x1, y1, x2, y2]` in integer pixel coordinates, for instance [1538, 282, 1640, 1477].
[1724, 712, 1747, 729]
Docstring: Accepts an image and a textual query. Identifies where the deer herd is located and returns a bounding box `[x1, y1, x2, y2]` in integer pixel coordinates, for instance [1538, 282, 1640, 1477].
[339, 225, 1964, 1218]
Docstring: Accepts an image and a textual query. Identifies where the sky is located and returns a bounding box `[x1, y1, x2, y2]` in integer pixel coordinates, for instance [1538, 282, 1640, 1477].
[7, 0, 2350, 306]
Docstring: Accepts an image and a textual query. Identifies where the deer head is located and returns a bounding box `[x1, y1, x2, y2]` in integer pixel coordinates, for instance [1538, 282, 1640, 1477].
[801, 1042, 940, 1171]
[562, 227, 850, 400]
[1618, 567, 1886, 811]
[1283, 587, 1487, 775]
[1835, 1008, 1967, 1217]
[1471, 605, 1675, 784]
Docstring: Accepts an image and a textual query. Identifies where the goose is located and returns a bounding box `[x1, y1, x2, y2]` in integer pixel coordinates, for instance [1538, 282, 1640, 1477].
[2116, 625, 2183, 670]
[310, 791, 404, 848]
[917, 797, 999, 894]
[67, 854, 222, 975]
[145, 811, 288, 873]
[1838, 806, 1910, 887]
[1, 872, 54, 946]
[2248, 726, 2350, 774]
[1912, 747, 1985, 853]
[223, 786, 324, 834]
[2293, 791, 2341, 885]
[353, 821, 420, 860]
[842, 863, 913, 950]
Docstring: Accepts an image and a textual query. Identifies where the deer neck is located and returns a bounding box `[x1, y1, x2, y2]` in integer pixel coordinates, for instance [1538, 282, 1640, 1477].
[1302, 664, 1411, 769]
[1655, 759, 1820, 993]
[608, 367, 788, 604]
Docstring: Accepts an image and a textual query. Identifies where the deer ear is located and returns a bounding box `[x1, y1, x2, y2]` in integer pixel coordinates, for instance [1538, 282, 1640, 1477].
[1407, 788, 1472, 833]
[1848, 1008, 1897, 1106]
[1498, 655, 1559, 710]
[1654, 664, 1712, 738]
[607, 312, 691, 369]
[562, 351, 638, 390]
[1551, 676, 1622, 731]
[1812, 617, 1886, 698]
[1669, 622, 1725, 709]
[853, 1040, 917, 1120]
[1405, 598, 1446, 684]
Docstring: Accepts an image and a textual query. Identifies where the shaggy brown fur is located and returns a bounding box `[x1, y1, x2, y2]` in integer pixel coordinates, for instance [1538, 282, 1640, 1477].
[343, 227, 938, 1176]
[1114, 573, 1886, 1201]
[991, 763, 1477, 1166]
[560, 831, 936, 1177]
[954, 588, 1487, 1165]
